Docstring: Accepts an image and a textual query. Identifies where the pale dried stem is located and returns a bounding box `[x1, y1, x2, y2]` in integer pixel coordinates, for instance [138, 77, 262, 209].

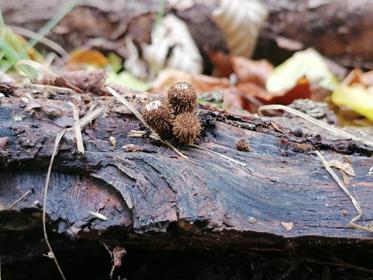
[8, 189, 33, 209]
[189, 144, 246, 166]
[69, 102, 84, 154]
[315, 151, 373, 232]
[259, 105, 373, 147]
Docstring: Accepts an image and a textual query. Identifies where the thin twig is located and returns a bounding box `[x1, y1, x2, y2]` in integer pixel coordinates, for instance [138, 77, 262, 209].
[69, 102, 84, 154]
[106, 86, 188, 159]
[303, 257, 373, 274]
[25, 84, 77, 94]
[315, 151, 373, 232]
[258, 105, 373, 147]
[9, 189, 33, 209]
[102, 243, 115, 279]
[42, 128, 68, 280]
[40, 96, 104, 280]
[189, 144, 246, 166]
[16, 60, 57, 79]
[79, 106, 106, 128]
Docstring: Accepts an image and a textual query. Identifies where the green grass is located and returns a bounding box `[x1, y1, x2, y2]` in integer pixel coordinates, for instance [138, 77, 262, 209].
[0, 11, 31, 72]
[0, 0, 79, 76]
[27, 0, 79, 49]
[155, 0, 166, 26]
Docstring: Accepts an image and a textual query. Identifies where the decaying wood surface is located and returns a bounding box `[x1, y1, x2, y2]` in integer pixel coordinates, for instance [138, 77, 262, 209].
[1, 83, 373, 274]
[0, 0, 372, 68]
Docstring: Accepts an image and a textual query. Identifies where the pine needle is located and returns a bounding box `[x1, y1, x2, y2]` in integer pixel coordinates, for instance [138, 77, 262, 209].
[315, 151, 373, 232]
[69, 102, 84, 154]
[189, 144, 246, 166]
[42, 128, 68, 280]
[9, 189, 33, 209]
[258, 104, 373, 147]
[42, 104, 105, 280]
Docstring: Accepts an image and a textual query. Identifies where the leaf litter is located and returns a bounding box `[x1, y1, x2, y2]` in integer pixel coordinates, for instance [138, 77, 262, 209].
[2, 1, 373, 278]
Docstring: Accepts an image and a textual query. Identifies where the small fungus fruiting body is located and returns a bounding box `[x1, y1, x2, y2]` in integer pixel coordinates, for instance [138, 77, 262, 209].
[167, 81, 197, 115]
[142, 82, 202, 145]
[235, 138, 250, 152]
[141, 100, 173, 139]
[172, 112, 201, 144]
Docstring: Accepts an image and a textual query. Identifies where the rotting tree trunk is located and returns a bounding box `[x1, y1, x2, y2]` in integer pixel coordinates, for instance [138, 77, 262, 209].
[0, 0, 372, 68]
[1, 86, 373, 279]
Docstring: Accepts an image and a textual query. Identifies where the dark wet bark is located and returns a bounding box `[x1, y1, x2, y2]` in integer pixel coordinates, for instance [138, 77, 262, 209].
[1, 86, 373, 279]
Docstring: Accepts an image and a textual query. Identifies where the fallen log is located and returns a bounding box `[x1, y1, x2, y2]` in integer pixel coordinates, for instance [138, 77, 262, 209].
[1, 84, 373, 279]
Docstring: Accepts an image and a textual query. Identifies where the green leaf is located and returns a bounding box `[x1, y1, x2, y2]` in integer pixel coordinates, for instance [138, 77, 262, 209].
[331, 84, 373, 121]
[266, 48, 338, 93]
[107, 71, 150, 91]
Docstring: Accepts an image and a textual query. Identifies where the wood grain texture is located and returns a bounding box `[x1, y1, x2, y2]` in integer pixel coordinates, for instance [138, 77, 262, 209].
[1, 94, 373, 255]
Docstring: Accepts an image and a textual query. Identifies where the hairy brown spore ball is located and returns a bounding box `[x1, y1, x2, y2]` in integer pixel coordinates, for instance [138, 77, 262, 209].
[167, 81, 197, 115]
[142, 100, 173, 139]
[235, 138, 250, 152]
[172, 112, 201, 144]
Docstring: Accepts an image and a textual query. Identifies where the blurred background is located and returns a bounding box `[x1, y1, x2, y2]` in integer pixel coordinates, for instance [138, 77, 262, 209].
[0, 0, 372, 125]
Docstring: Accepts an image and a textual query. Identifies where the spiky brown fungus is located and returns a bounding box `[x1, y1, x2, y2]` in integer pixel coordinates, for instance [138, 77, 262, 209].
[142, 100, 173, 139]
[172, 112, 201, 144]
[167, 81, 197, 115]
[235, 138, 250, 152]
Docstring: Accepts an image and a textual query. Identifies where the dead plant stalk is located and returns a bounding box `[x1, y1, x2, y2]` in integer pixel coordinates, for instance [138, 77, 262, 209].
[315, 151, 372, 232]
[42, 105, 106, 280]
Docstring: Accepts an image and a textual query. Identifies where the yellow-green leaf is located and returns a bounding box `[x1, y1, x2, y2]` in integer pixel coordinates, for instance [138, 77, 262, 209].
[331, 84, 373, 121]
[266, 48, 338, 93]
[107, 71, 150, 91]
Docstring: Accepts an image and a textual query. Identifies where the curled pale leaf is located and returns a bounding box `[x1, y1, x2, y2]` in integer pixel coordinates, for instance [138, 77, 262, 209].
[143, 14, 203, 76]
[266, 49, 338, 93]
[331, 84, 373, 121]
[212, 0, 268, 57]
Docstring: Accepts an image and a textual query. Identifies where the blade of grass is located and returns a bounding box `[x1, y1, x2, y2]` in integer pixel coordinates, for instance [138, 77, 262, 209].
[27, 0, 80, 50]
[43, 129, 68, 280]
[315, 151, 373, 232]
[9, 25, 68, 57]
[155, 0, 166, 26]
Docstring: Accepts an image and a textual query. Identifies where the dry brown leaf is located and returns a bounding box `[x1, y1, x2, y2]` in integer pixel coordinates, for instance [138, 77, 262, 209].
[0, 137, 9, 149]
[328, 159, 355, 184]
[122, 144, 143, 152]
[362, 70, 373, 86]
[231, 56, 273, 87]
[208, 52, 273, 86]
[234, 78, 311, 113]
[67, 49, 109, 69]
[275, 36, 304, 51]
[281, 222, 293, 231]
[328, 159, 355, 177]
[208, 51, 235, 78]
[151, 69, 230, 93]
[57, 70, 107, 94]
[268, 77, 311, 104]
